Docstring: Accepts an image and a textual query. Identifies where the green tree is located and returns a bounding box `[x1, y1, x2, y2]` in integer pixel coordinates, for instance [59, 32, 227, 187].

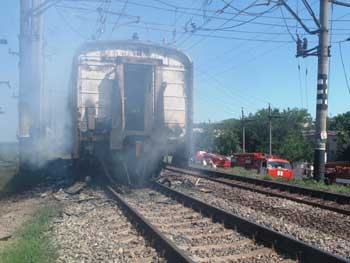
[329, 111, 350, 161]
[194, 108, 314, 162]
[243, 107, 313, 162]
[213, 119, 241, 155]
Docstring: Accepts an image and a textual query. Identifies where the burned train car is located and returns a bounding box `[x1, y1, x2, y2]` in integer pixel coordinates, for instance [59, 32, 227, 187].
[70, 40, 193, 182]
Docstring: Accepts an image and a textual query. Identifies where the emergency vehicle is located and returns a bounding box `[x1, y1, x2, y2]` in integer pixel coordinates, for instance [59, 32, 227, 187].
[195, 151, 231, 168]
[232, 152, 293, 179]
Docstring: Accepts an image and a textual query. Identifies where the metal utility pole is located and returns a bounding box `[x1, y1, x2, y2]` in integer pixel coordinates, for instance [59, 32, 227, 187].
[281, 0, 350, 180]
[268, 104, 272, 156]
[19, 0, 44, 169]
[267, 103, 282, 156]
[314, 0, 329, 181]
[241, 107, 246, 153]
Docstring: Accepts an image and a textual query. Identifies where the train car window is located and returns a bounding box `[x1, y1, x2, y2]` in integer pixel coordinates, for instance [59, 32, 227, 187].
[124, 64, 152, 131]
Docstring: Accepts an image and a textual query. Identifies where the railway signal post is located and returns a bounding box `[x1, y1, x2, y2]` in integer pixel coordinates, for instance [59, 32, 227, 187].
[314, 0, 329, 181]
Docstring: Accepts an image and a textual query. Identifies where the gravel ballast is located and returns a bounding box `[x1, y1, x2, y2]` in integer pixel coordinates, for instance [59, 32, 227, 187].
[161, 170, 350, 260]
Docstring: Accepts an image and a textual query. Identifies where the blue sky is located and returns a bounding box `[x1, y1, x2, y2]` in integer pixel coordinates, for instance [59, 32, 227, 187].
[0, 0, 350, 142]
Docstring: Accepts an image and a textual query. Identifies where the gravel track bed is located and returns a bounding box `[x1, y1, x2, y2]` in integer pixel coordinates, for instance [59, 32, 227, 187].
[122, 188, 294, 263]
[161, 170, 350, 260]
[51, 188, 162, 263]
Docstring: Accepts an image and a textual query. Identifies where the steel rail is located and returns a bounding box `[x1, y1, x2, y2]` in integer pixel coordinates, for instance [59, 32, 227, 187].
[164, 165, 350, 216]
[104, 185, 195, 263]
[183, 165, 350, 204]
[153, 180, 349, 263]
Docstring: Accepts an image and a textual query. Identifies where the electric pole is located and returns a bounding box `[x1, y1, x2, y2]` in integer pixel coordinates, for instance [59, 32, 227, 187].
[314, 0, 329, 181]
[241, 107, 246, 153]
[19, 0, 32, 167]
[267, 103, 282, 156]
[19, 0, 44, 169]
[280, 0, 333, 181]
[268, 104, 272, 156]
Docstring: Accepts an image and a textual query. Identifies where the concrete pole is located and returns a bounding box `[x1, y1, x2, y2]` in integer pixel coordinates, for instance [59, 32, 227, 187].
[19, 0, 44, 169]
[19, 0, 32, 167]
[268, 103, 272, 156]
[313, 0, 329, 181]
[241, 107, 245, 153]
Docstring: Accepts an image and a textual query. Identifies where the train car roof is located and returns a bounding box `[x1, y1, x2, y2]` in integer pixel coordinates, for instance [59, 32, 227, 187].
[74, 39, 192, 66]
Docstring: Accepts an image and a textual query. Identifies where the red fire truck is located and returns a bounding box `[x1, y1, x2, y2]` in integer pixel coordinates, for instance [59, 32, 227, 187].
[195, 151, 231, 168]
[232, 152, 293, 179]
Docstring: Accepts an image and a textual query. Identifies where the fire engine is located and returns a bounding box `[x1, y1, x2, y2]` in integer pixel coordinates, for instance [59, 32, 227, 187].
[232, 152, 293, 179]
[195, 151, 231, 168]
[325, 162, 350, 185]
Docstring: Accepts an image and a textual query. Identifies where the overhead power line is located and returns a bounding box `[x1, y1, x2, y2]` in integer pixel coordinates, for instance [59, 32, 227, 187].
[54, 5, 90, 40]
[280, 5, 297, 42]
[55, 3, 350, 32]
[301, 0, 320, 28]
[111, 0, 350, 22]
[124, 23, 294, 43]
[55, 3, 138, 20]
[278, 0, 319, 34]
[339, 40, 350, 96]
[111, 0, 129, 32]
[330, 0, 350, 7]
[180, 2, 279, 50]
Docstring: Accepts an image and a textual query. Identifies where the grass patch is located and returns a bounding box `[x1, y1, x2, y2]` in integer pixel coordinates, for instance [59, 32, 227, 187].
[0, 205, 61, 263]
[191, 164, 350, 194]
[288, 178, 350, 194]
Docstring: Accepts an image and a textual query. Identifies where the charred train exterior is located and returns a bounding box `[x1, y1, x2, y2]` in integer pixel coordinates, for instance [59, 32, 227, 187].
[70, 40, 193, 180]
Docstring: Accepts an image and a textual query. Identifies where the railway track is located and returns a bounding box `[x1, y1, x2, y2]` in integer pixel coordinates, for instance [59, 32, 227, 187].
[165, 165, 350, 215]
[160, 165, 350, 260]
[52, 188, 164, 262]
[104, 180, 348, 263]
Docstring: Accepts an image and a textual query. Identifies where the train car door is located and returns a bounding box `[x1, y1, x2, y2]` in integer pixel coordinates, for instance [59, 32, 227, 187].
[123, 63, 153, 131]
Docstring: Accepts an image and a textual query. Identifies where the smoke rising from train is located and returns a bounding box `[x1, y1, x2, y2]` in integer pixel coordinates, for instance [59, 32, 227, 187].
[69, 40, 193, 183]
